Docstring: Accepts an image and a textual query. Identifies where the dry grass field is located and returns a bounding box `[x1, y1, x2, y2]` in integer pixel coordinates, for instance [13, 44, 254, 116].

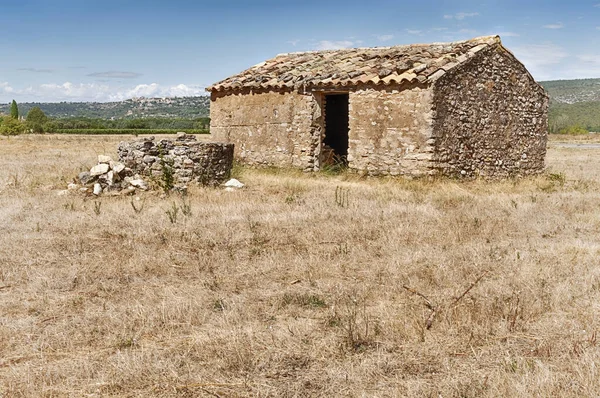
[1, 134, 600, 397]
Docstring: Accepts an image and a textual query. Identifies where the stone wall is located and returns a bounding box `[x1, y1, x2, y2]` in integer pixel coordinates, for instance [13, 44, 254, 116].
[347, 84, 435, 176]
[210, 90, 320, 170]
[431, 45, 548, 177]
[117, 134, 234, 187]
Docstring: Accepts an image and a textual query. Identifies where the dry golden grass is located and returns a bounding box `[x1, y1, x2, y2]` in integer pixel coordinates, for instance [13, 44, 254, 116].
[1, 133, 600, 397]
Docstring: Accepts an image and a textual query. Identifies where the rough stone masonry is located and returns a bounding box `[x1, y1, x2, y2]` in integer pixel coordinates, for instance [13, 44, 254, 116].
[118, 133, 234, 187]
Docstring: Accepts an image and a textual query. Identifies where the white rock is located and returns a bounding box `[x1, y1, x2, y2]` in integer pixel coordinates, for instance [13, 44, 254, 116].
[129, 179, 148, 190]
[98, 155, 112, 164]
[224, 187, 236, 192]
[67, 183, 79, 190]
[93, 183, 102, 196]
[111, 162, 126, 174]
[90, 163, 110, 176]
[223, 178, 244, 189]
[57, 190, 69, 196]
[106, 171, 114, 185]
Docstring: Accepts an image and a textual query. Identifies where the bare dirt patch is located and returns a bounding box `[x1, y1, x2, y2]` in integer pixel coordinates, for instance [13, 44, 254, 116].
[1, 134, 600, 397]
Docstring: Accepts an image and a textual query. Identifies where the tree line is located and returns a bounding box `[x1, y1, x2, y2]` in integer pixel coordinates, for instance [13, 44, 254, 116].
[548, 101, 600, 134]
[1, 100, 209, 136]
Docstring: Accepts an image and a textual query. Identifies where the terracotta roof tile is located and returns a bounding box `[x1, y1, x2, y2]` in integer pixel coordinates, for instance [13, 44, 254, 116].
[208, 35, 501, 92]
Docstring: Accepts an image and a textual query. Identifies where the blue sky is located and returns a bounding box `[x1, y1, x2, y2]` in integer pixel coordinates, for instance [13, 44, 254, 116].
[1, 0, 599, 103]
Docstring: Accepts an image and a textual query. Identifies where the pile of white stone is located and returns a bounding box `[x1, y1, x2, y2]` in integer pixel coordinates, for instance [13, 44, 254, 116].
[68, 155, 149, 196]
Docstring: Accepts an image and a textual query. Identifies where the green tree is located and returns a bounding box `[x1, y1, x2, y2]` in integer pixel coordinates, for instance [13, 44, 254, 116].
[26, 107, 48, 133]
[10, 100, 18, 119]
[0, 115, 25, 135]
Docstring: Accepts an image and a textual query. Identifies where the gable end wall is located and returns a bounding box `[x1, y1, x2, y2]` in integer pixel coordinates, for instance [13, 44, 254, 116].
[431, 45, 548, 177]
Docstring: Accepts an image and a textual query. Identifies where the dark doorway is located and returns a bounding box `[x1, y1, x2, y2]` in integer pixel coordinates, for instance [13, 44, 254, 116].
[323, 93, 349, 166]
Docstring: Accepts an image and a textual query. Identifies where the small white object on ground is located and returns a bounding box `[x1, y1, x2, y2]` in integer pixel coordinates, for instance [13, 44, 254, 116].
[93, 183, 102, 196]
[223, 178, 244, 189]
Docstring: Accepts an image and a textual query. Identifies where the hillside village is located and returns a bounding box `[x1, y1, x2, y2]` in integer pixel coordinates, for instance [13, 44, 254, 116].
[540, 78, 600, 104]
[1, 96, 210, 119]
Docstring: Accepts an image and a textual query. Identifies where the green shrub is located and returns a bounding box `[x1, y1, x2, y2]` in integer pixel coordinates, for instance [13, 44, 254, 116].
[557, 125, 589, 135]
[0, 116, 26, 135]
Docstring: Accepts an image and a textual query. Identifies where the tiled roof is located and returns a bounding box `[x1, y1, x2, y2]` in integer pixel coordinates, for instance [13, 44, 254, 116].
[207, 35, 502, 92]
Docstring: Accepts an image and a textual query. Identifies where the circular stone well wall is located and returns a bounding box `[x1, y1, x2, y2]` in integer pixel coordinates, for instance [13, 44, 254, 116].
[118, 134, 234, 187]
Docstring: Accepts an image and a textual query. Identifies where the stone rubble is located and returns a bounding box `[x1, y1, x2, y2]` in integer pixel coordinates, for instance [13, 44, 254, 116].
[69, 154, 149, 196]
[66, 133, 235, 196]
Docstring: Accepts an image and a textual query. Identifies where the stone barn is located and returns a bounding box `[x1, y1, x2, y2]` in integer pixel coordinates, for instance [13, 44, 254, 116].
[207, 35, 548, 177]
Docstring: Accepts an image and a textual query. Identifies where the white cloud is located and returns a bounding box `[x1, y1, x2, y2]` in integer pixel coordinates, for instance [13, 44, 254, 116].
[511, 43, 568, 80]
[558, 54, 600, 79]
[595, 3, 600, 7]
[116, 83, 205, 100]
[121, 83, 160, 99]
[444, 12, 480, 20]
[510, 45, 600, 80]
[1, 82, 205, 103]
[314, 40, 355, 50]
[543, 23, 564, 29]
[34, 82, 112, 101]
[405, 30, 422, 35]
[596, 26, 600, 30]
[376, 34, 394, 41]
[287, 40, 300, 46]
[0, 82, 14, 94]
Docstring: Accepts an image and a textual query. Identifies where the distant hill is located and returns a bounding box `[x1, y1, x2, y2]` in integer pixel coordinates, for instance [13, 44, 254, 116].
[2, 80, 599, 133]
[1, 96, 210, 119]
[539, 78, 600, 133]
[539, 78, 600, 104]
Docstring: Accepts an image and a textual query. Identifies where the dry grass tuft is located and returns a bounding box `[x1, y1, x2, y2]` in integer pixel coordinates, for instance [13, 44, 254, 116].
[1, 134, 600, 396]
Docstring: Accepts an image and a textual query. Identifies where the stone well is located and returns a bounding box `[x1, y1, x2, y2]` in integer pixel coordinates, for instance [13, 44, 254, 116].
[118, 133, 234, 187]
